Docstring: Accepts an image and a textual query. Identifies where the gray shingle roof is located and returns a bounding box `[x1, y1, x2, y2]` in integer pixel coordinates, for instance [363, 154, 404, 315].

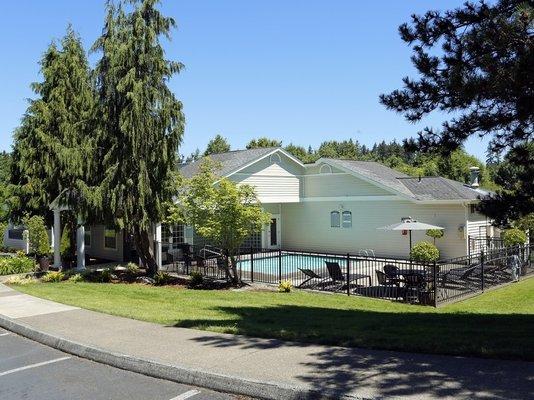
[179, 149, 487, 202]
[398, 177, 487, 201]
[179, 147, 278, 179]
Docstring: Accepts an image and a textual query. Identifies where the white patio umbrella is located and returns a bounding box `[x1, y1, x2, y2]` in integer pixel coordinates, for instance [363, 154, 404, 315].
[377, 217, 444, 255]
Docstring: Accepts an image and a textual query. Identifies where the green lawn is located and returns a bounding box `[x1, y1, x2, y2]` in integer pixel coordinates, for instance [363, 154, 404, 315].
[13, 278, 534, 360]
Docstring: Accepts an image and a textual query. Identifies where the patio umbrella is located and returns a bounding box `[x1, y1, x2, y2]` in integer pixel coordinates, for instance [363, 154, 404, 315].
[377, 217, 444, 255]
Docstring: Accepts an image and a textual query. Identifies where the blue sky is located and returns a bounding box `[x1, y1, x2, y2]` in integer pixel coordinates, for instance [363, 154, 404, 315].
[0, 0, 489, 160]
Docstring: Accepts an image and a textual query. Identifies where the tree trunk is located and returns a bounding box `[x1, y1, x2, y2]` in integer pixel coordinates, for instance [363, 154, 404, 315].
[228, 254, 241, 285]
[133, 226, 158, 277]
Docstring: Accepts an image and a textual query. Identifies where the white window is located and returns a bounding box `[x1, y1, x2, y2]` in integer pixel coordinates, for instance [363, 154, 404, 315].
[330, 211, 340, 228]
[84, 226, 91, 247]
[163, 224, 184, 245]
[342, 211, 352, 228]
[469, 204, 477, 214]
[104, 227, 117, 250]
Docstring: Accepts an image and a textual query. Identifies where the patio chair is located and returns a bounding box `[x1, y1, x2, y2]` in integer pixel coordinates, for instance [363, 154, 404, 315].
[376, 270, 403, 300]
[403, 273, 427, 303]
[325, 261, 371, 290]
[383, 264, 404, 287]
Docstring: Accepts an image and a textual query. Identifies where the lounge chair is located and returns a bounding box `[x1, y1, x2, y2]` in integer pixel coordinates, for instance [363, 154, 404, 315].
[297, 268, 326, 288]
[325, 261, 371, 290]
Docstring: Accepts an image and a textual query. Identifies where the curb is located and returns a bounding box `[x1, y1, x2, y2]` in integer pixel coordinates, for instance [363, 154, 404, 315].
[0, 314, 367, 400]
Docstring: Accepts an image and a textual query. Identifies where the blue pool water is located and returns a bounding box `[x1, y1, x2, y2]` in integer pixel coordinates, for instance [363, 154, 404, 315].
[237, 253, 347, 274]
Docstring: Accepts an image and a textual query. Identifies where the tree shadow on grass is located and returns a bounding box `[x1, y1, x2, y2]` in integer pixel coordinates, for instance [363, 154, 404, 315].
[172, 305, 534, 399]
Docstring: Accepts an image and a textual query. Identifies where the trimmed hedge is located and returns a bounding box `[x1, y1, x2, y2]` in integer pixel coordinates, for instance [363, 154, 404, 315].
[410, 241, 440, 262]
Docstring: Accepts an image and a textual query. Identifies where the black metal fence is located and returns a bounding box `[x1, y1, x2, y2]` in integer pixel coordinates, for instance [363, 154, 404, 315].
[158, 242, 533, 306]
[436, 244, 533, 305]
[468, 235, 505, 256]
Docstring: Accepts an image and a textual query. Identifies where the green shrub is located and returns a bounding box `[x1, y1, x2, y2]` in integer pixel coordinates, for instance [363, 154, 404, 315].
[154, 271, 172, 286]
[126, 262, 140, 275]
[410, 241, 440, 262]
[0, 222, 7, 240]
[42, 271, 65, 283]
[4, 275, 36, 285]
[24, 215, 51, 257]
[278, 280, 293, 293]
[68, 273, 84, 283]
[189, 271, 204, 288]
[426, 229, 444, 244]
[100, 268, 113, 283]
[0, 253, 36, 275]
[502, 228, 527, 247]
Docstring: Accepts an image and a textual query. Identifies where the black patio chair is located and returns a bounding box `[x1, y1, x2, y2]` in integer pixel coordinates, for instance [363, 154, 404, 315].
[383, 264, 404, 287]
[376, 270, 403, 300]
[325, 261, 372, 290]
[297, 268, 326, 288]
[403, 273, 426, 303]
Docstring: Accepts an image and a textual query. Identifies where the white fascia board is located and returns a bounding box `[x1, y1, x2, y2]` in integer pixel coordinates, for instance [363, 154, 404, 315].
[301, 195, 404, 202]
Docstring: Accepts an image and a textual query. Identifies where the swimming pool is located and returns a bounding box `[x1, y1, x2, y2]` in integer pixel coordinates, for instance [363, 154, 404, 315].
[237, 253, 347, 274]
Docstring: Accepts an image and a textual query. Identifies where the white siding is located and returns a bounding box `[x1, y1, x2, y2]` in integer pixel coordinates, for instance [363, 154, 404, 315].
[231, 153, 301, 203]
[280, 200, 468, 259]
[467, 211, 492, 238]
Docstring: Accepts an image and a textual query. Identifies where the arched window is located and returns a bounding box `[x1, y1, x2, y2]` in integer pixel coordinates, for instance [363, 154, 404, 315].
[320, 164, 332, 174]
[342, 211, 352, 228]
[330, 211, 340, 228]
[270, 153, 281, 164]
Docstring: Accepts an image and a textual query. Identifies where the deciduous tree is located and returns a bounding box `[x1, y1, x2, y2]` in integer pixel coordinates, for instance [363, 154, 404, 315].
[170, 158, 271, 284]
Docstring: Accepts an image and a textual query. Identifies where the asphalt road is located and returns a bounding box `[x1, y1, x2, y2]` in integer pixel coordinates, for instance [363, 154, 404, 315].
[0, 327, 239, 400]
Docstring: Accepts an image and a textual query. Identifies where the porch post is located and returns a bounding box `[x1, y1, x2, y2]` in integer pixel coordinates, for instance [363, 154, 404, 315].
[155, 223, 162, 269]
[53, 208, 61, 268]
[76, 216, 85, 270]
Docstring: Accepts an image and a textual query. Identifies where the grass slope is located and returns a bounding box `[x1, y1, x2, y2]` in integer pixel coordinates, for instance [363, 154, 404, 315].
[14, 278, 534, 360]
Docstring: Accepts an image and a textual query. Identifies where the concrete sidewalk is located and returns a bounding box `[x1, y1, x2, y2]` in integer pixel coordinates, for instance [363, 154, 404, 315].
[0, 284, 532, 400]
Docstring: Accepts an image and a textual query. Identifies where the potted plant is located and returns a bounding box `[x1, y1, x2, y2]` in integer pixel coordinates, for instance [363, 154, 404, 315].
[24, 216, 52, 271]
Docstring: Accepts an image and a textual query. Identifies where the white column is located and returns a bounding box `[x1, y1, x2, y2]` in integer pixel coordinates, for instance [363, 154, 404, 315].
[155, 223, 162, 269]
[76, 216, 85, 270]
[53, 209, 61, 268]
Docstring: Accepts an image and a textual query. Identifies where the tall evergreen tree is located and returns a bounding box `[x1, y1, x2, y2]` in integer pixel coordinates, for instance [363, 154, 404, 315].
[204, 134, 230, 155]
[0, 152, 11, 222]
[10, 27, 96, 252]
[246, 137, 282, 149]
[92, 0, 184, 275]
[380, 0, 533, 221]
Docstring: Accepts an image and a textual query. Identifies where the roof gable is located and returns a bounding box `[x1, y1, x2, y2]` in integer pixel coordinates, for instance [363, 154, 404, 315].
[315, 158, 415, 199]
[179, 147, 303, 179]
